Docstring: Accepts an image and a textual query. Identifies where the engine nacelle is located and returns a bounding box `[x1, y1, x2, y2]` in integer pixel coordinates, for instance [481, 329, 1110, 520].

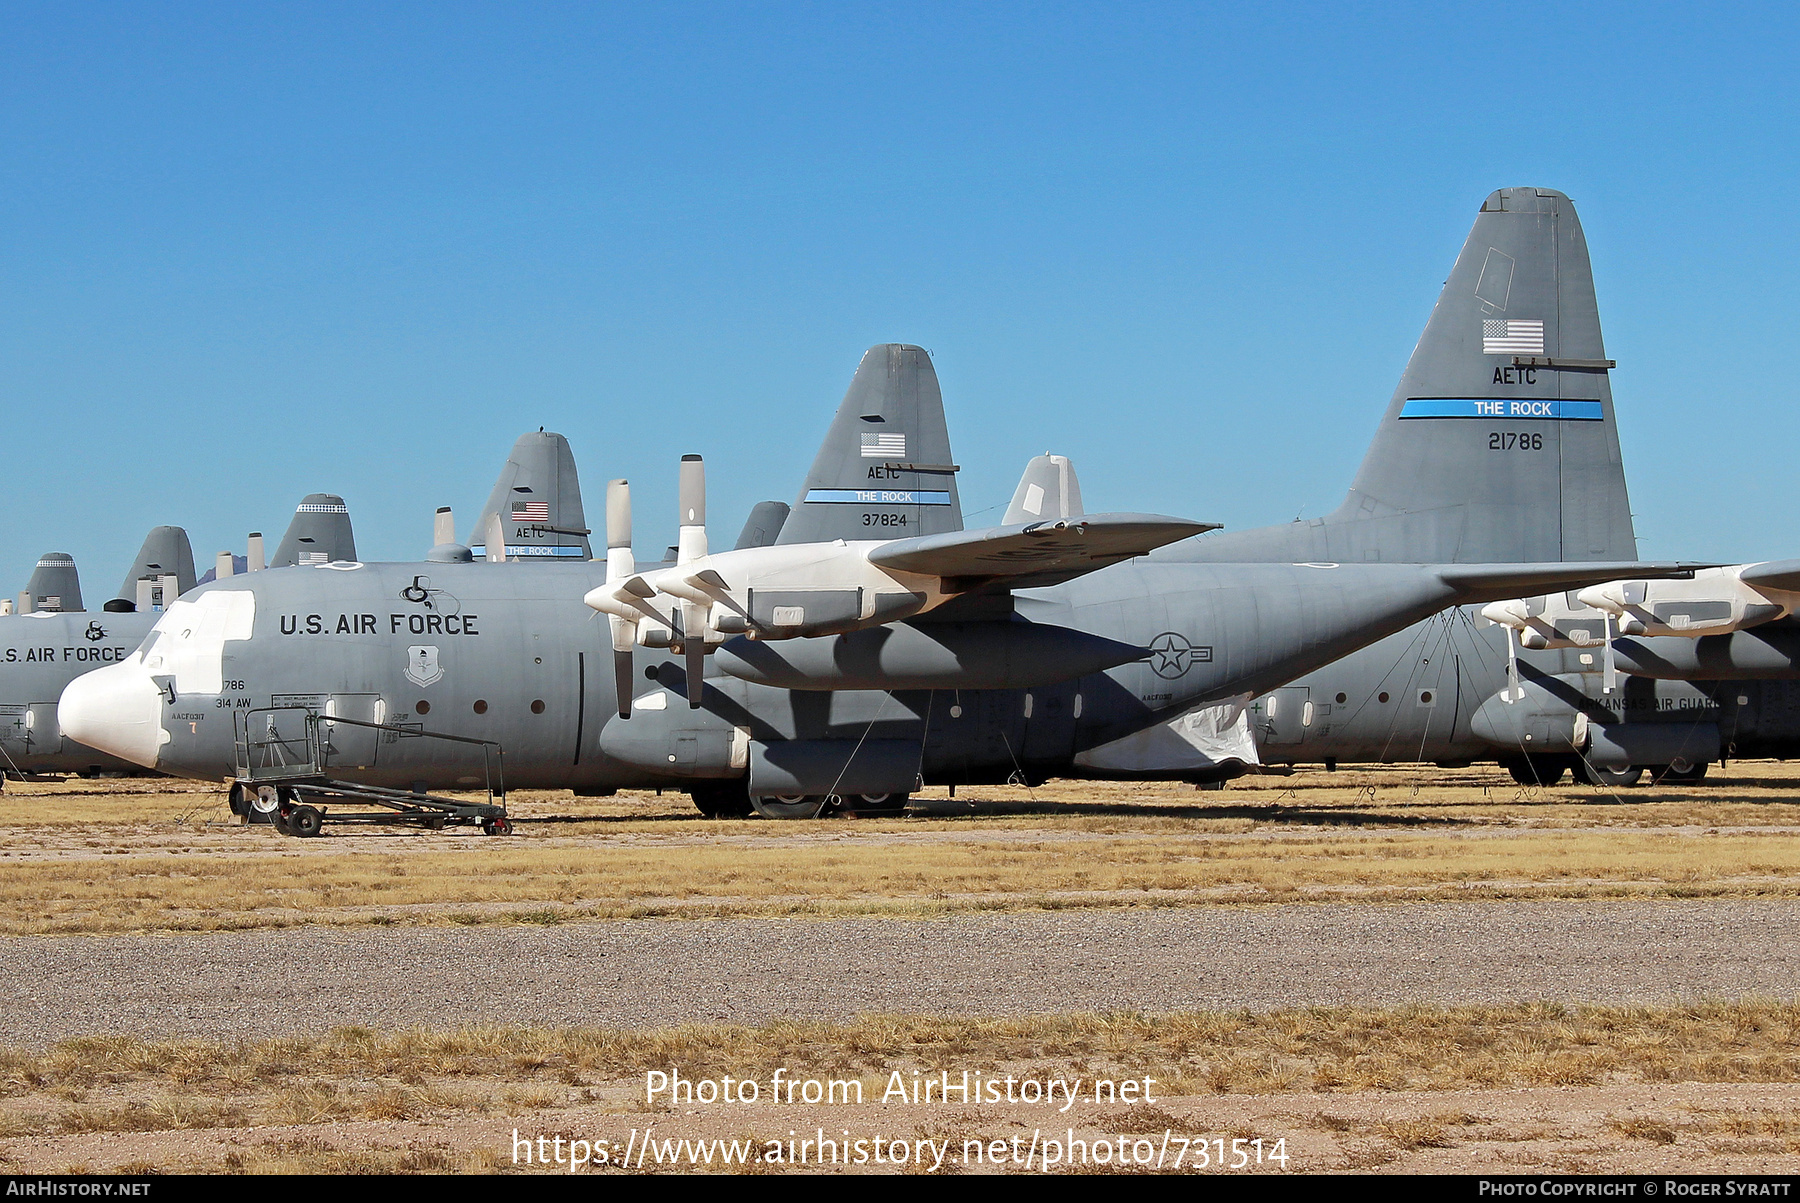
[1577, 565, 1794, 638]
[713, 620, 1145, 691]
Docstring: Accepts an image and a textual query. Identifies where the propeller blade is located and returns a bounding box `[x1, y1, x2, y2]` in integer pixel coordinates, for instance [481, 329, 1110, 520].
[688, 567, 729, 590]
[1602, 612, 1618, 694]
[433, 506, 455, 547]
[484, 513, 506, 563]
[606, 479, 638, 717]
[1505, 627, 1520, 703]
[614, 646, 635, 719]
[677, 454, 708, 565]
[606, 480, 633, 574]
[683, 603, 705, 708]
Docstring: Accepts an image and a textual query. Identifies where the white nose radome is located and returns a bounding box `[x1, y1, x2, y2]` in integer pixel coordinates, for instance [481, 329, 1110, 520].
[59, 661, 168, 769]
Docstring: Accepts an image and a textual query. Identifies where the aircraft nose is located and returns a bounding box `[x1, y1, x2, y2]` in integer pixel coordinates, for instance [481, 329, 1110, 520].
[59, 661, 168, 769]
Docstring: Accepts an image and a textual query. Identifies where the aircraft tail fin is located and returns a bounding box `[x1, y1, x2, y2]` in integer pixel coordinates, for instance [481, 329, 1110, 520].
[271, 494, 357, 567]
[114, 526, 196, 604]
[468, 431, 592, 561]
[23, 553, 82, 612]
[1180, 187, 1633, 565]
[1003, 454, 1085, 524]
[776, 344, 963, 544]
[734, 501, 790, 550]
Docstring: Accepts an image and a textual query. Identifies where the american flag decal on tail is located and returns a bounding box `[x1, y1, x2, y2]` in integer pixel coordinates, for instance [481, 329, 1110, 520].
[510, 501, 550, 522]
[860, 432, 906, 458]
[1483, 319, 1544, 355]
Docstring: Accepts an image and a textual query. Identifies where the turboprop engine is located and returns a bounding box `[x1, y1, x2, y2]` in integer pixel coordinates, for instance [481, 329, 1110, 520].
[1575, 561, 1800, 637]
[585, 455, 1213, 714]
[1481, 562, 1786, 696]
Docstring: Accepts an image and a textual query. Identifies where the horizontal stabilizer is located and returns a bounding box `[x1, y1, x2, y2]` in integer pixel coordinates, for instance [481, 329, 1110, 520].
[1739, 560, 1800, 595]
[1436, 561, 1709, 603]
[869, 514, 1216, 587]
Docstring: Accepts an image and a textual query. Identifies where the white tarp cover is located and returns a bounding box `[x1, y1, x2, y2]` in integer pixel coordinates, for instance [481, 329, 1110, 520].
[1073, 694, 1261, 773]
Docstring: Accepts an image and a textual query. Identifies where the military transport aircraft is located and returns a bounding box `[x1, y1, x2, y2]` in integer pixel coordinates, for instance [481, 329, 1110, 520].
[57, 202, 1697, 818]
[0, 497, 356, 781]
[1090, 187, 1795, 790]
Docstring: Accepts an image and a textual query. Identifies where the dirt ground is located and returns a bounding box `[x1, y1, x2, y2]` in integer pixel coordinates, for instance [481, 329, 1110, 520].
[0, 761, 1796, 1174]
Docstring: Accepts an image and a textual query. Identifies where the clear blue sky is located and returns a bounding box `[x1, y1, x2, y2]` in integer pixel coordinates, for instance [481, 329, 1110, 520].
[3, 2, 1795, 592]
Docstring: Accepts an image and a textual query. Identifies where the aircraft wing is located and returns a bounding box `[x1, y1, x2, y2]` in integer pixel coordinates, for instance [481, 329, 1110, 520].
[1435, 561, 1714, 603]
[868, 513, 1216, 588]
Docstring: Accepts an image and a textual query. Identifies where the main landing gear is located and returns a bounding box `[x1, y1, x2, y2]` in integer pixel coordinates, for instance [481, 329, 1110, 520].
[686, 780, 911, 820]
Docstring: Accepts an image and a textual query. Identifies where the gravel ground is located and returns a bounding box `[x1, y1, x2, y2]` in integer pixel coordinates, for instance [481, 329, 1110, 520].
[1, 898, 1794, 1046]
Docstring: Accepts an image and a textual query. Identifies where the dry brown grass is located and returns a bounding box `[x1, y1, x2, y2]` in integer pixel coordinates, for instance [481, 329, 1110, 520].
[1, 1005, 1798, 1173]
[0, 824, 1794, 935]
[3, 762, 1800, 934]
[0, 999, 1795, 1134]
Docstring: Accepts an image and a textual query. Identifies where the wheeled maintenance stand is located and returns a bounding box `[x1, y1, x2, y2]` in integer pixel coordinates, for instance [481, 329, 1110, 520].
[232, 706, 511, 838]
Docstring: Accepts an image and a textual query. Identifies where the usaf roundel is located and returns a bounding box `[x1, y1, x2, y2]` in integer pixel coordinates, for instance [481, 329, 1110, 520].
[406, 645, 444, 687]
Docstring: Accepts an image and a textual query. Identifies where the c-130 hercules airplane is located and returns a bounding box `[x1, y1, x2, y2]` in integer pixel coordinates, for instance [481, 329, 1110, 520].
[0, 498, 356, 782]
[1100, 187, 1798, 790]
[57, 189, 1700, 822]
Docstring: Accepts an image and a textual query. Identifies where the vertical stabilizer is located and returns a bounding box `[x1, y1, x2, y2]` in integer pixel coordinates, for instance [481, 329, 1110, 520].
[1178, 187, 1633, 565]
[777, 344, 963, 544]
[271, 495, 357, 568]
[115, 527, 196, 604]
[23, 553, 82, 612]
[467, 431, 592, 561]
[734, 501, 790, 550]
[1003, 454, 1085, 524]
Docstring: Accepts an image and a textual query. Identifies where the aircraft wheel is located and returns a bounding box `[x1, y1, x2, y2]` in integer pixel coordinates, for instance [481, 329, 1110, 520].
[841, 793, 909, 818]
[287, 805, 325, 838]
[227, 782, 251, 818]
[247, 784, 285, 826]
[1504, 756, 1569, 786]
[1575, 762, 1643, 788]
[689, 782, 754, 818]
[1651, 762, 1710, 786]
[750, 794, 827, 820]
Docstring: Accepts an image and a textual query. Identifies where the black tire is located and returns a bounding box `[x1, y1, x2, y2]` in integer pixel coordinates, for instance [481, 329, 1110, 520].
[271, 806, 294, 836]
[481, 816, 514, 836]
[1651, 762, 1710, 786]
[288, 804, 324, 838]
[1574, 761, 1643, 788]
[840, 793, 909, 818]
[689, 781, 754, 818]
[750, 794, 827, 820]
[227, 782, 251, 818]
[1504, 756, 1569, 786]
